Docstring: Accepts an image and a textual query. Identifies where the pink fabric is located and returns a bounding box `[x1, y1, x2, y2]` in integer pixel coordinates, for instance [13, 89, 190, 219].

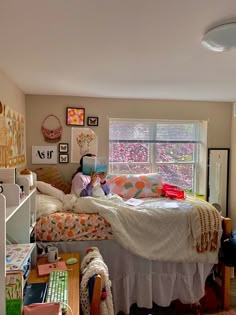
[162, 183, 185, 199]
[23, 303, 61, 315]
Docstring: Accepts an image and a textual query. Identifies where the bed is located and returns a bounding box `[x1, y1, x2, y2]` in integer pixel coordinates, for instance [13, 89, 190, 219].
[34, 171, 230, 314]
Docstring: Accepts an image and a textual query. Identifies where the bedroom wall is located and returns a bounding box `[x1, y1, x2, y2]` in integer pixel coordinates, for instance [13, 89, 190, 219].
[26, 95, 232, 178]
[0, 70, 26, 114]
[230, 109, 236, 230]
[0, 70, 27, 167]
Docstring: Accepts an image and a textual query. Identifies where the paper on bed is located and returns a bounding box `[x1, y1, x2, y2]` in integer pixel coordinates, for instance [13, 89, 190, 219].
[124, 198, 144, 206]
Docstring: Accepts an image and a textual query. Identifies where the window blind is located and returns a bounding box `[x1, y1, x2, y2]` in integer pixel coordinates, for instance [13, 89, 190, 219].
[109, 119, 200, 143]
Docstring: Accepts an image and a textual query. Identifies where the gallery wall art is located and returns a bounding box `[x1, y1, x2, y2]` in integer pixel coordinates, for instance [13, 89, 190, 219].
[0, 102, 25, 167]
[32, 145, 57, 164]
[66, 107, 85, 126]
[71, 127, 97, 163]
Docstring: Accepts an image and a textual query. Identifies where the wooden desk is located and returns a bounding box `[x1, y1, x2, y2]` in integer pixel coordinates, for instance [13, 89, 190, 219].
[28, 252, 80, 315]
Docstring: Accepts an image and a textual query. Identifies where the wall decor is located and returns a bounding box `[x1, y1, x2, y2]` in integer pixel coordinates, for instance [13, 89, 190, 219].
[59, 143, 68, 153]
[32, 145, 57, 164]
[66, 107, 85, 126]
[71, 127, 97, 163]
[59, 154, 69, 163]
[207, 148, 230, 217]
[87, 116, 99, 126]
[41, 114, 62, 142]
[0, 104, 25, 167]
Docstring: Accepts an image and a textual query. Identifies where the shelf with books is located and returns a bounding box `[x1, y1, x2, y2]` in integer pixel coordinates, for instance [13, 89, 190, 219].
[0, 181, 37, 315]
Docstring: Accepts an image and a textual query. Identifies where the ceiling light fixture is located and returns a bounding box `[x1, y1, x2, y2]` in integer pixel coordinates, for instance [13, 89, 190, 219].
[201, 21, 236, 52]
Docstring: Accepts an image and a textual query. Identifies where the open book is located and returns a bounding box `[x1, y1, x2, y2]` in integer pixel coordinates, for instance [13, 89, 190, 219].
[82, 156, 108, 175]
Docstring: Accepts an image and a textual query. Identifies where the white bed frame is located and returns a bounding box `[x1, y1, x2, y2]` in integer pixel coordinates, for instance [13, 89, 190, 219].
[38, 217, 231, 315]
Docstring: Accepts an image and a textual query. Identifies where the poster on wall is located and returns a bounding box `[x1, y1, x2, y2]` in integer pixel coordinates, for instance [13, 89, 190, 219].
[71, 127, 97, 163]
[32, 146, 57, 164]
[0, 103, 25, 167]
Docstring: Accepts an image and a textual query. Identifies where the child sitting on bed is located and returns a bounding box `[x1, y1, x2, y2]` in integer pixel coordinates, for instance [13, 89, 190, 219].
[71, 153, 110, 197]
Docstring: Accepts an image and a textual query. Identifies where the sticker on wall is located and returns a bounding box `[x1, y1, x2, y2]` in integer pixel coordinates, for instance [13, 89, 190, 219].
[32, 145, 57, 164]
[71, 127, 97, 163]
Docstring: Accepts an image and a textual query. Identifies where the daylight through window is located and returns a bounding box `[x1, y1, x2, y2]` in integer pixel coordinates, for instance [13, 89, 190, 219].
[109, 119, 206, 192]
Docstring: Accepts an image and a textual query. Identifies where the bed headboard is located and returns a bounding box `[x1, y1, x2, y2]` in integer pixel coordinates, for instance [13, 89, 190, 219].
[33, 166, 71, 194]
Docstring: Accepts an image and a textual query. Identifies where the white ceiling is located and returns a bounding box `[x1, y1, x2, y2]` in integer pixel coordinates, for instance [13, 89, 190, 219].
[1, 0, 236, 101]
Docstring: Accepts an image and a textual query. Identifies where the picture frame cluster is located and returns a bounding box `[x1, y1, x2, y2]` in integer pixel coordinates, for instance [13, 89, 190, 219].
[58, 143, 69, 163]
[66, 107, 99, 127]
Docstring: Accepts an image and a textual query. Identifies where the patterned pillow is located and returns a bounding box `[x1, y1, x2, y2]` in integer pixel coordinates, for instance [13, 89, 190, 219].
[106, 173, 163, 199]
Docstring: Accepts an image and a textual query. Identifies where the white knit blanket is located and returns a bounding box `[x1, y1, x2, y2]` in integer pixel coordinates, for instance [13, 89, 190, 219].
[80, 247, 114, 315]
[63, 194, 222, 263]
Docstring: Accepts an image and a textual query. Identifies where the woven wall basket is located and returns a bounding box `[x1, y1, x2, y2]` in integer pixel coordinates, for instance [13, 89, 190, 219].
[41, 114, 62, 142]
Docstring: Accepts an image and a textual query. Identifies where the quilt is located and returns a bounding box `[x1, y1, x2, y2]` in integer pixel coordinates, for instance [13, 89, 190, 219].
[63, 194, 222, 263]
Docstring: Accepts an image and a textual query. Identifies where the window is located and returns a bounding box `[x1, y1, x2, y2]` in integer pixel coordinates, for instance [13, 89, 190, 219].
[109, 119, 207, 192]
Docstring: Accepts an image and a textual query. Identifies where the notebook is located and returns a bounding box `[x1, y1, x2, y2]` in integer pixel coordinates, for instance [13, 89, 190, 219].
[23, 282, 48, 305]
[38, 261, 67, 276]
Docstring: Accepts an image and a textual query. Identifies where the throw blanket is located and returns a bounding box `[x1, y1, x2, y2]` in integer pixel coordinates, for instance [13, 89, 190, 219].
[63, 194, 222, 263]
[80, 247, 114, 315]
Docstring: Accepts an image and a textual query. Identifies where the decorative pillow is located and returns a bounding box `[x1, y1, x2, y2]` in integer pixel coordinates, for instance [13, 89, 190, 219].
[34, 166, 71, 194]
[36, 181, 65, 201]
[106, 173, 163, 199]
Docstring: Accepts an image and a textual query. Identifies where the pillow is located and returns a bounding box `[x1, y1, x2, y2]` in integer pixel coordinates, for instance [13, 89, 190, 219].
[36, 194, 63, 219]
[34, 166, 71, 194]
[106, 173, 163, 199]
[36, 181, 65, 201]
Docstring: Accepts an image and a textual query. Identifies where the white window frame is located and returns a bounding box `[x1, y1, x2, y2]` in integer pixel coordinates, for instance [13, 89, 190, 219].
[109, 118, 207, 195]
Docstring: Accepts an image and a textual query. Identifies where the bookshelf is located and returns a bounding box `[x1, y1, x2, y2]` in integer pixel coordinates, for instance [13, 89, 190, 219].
[0, 175, 37, 315]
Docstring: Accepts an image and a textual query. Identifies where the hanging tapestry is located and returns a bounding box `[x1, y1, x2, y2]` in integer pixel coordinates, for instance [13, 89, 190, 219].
[0, 102, 25, 167]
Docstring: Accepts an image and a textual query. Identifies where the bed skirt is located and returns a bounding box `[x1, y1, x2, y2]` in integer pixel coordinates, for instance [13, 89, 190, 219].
[37, 239, 213, 314]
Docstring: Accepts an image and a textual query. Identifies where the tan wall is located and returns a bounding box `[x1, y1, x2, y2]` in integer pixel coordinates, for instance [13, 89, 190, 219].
[230, 108, 236, 229]
[0, 70, 26, 167]
[0, 70, 25, 114]
[26, 95, 232, 180]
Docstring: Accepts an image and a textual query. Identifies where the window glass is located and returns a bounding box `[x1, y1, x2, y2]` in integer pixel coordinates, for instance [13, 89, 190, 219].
[109, 119, 205, 192]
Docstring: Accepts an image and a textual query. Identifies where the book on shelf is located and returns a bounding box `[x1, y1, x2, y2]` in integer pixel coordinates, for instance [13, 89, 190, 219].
[82, 156, 108, 175]
[6, 243, 35, 272]
[6, 270, 23, 315]
[38, 261, 67, 276]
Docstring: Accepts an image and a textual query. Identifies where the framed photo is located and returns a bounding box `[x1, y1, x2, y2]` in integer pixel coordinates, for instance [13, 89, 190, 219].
[87, 116, 99, 126]
[66, 107, 85, 126]
[59, 143, 68, 153]
[59, 154, 69, 163]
